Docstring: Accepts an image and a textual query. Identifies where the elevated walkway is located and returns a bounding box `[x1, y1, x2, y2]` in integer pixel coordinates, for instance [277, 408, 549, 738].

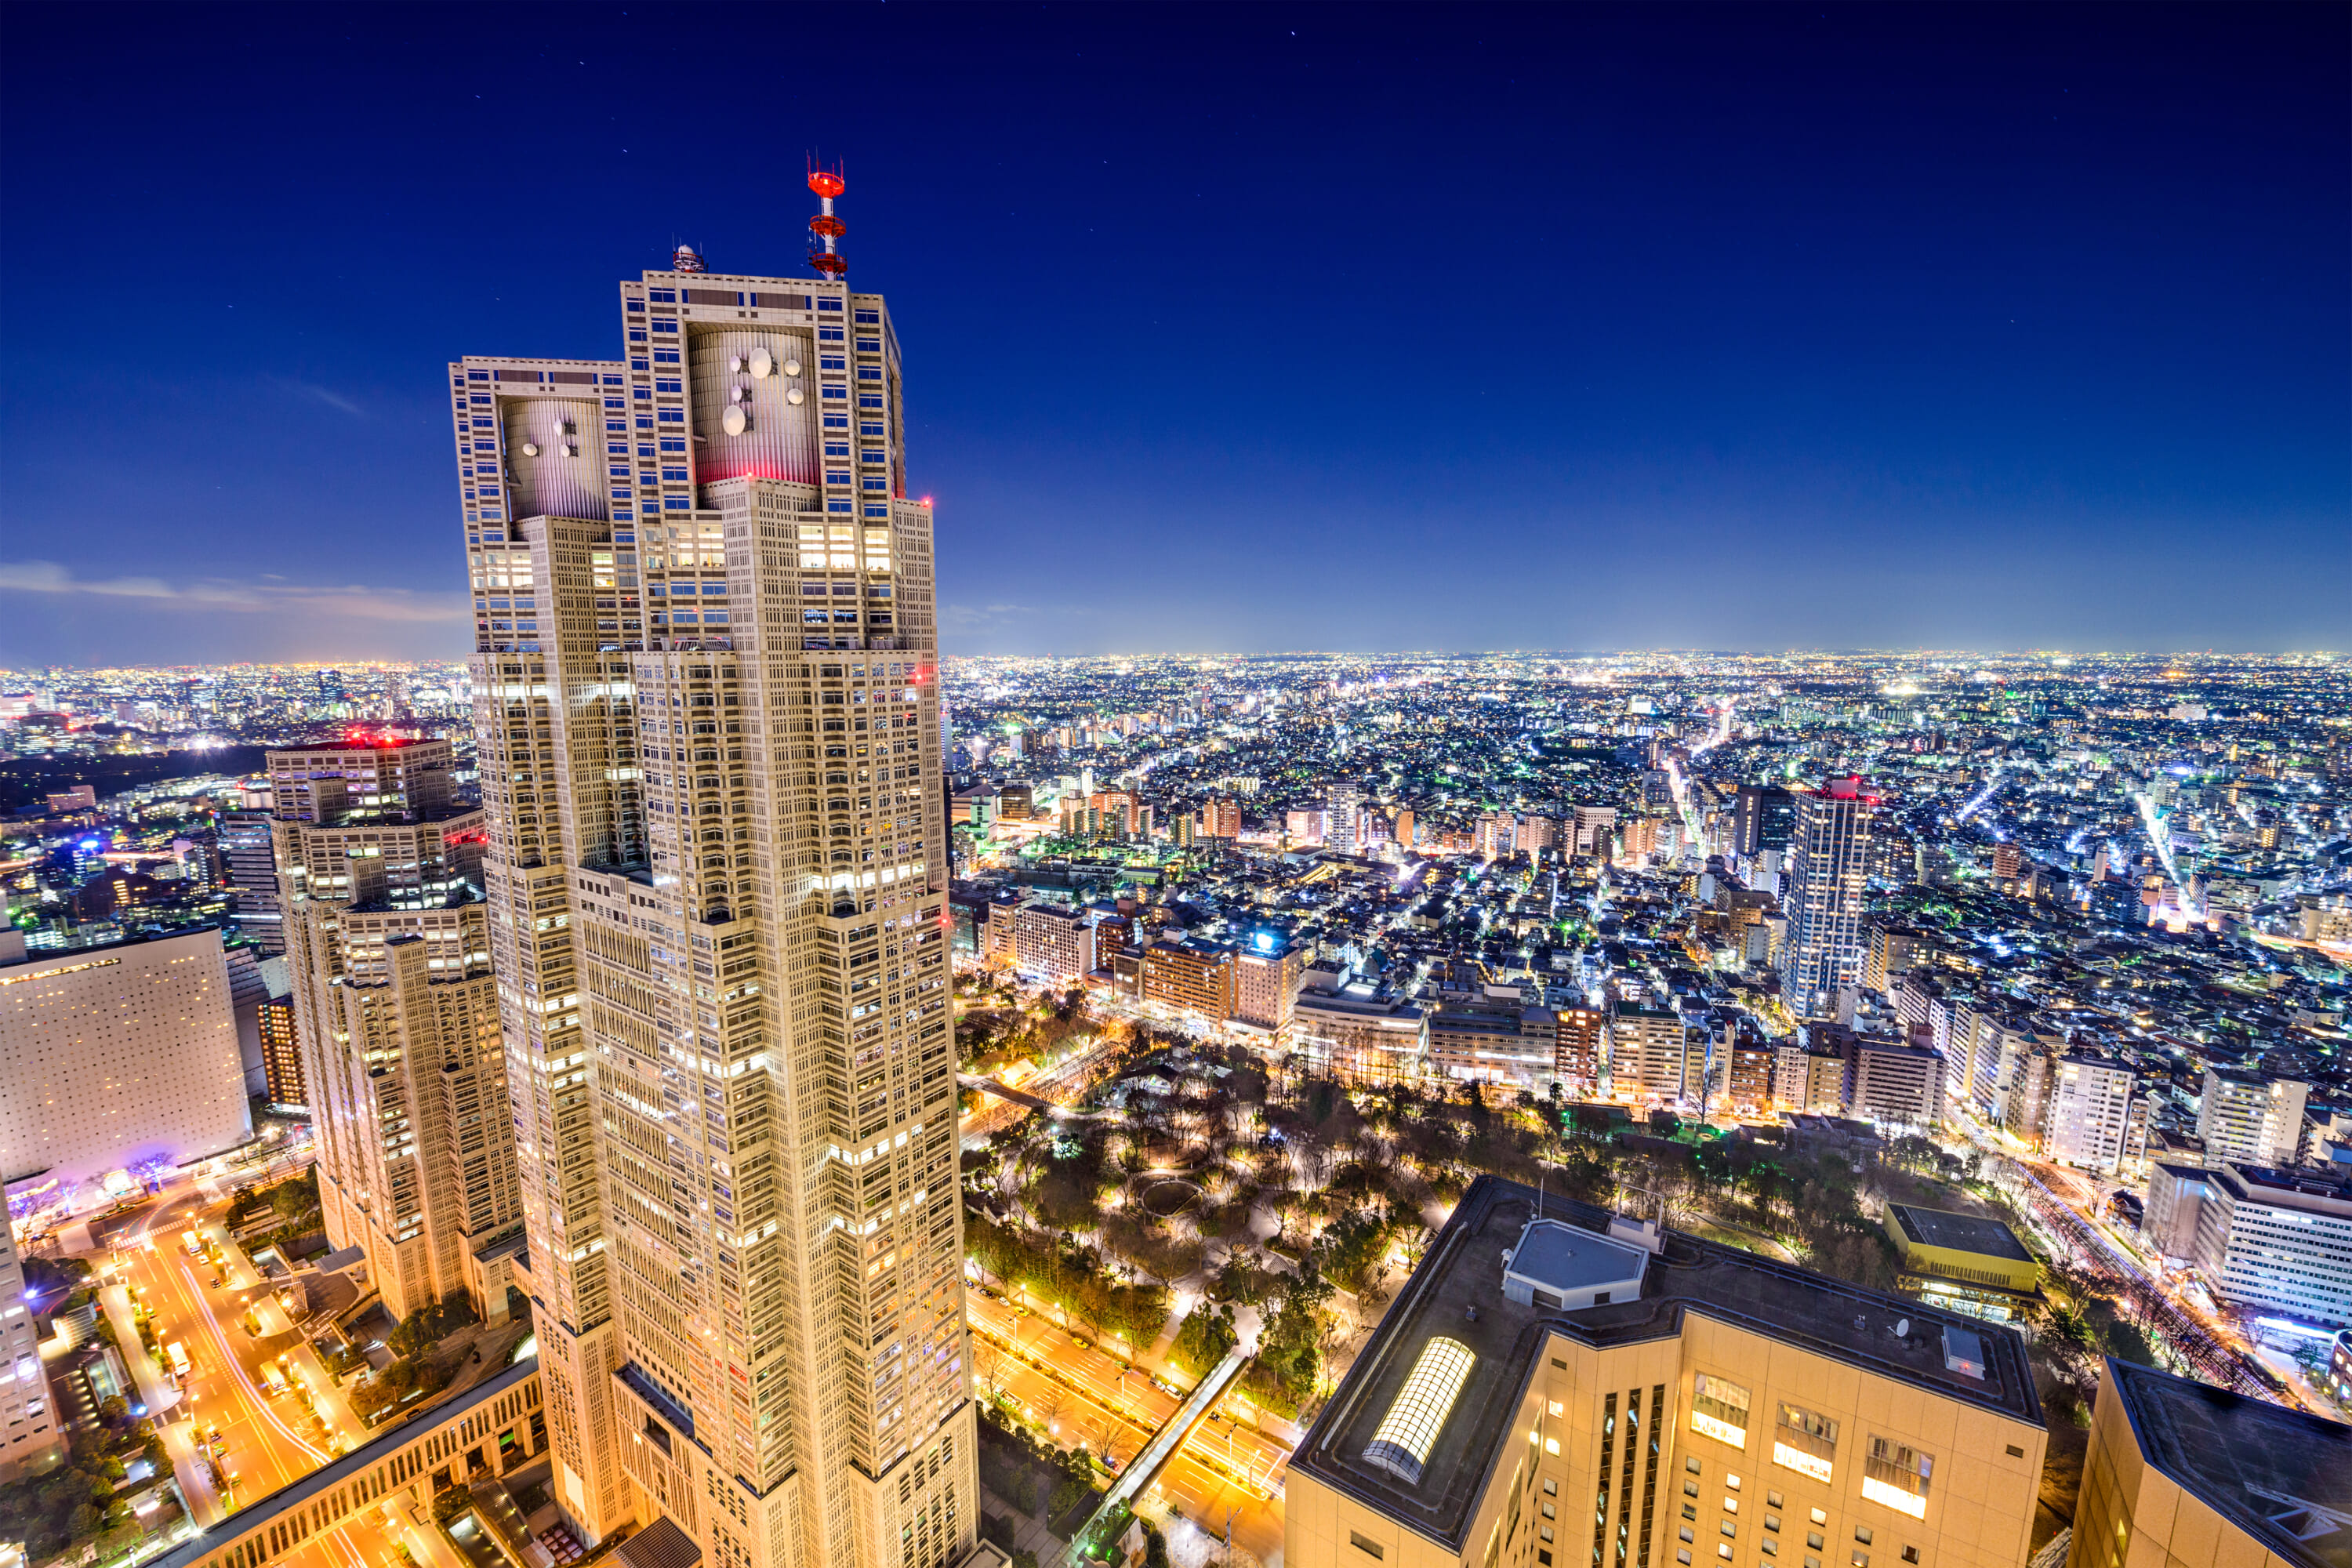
[1062, 1344, 1248, 1566]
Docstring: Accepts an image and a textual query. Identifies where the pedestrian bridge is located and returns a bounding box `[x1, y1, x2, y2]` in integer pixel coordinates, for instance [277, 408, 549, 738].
[1062, 1343, 1249, 1566]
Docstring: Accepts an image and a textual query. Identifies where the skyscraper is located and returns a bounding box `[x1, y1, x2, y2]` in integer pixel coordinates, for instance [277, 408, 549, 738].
[1778, 777, 1876, 1014]
[271, 739, 522, 1321]
[452, 207, 971, 1568]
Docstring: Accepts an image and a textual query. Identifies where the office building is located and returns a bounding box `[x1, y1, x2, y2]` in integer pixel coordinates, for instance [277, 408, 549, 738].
[1732, 784, 1797, 862]
[2187, 1163, 2352, 1326]
[271, 739, 523, 1323]
[2043, 1055, 2135, 1176]
[0, 927, 251, 1201]
[1778, 779, 1876, 1015]
[1429, 1002, 1557, 1091]
[456, 231, 974, 1568]
[1294, 981, 1428, 1086]
[2076, 1359, 2347, 1568]
[219, 809, 284, 956]
[1287, 1175, 2047, 1568]
[2195, 1067, 2309, 1168]
[2140, 1163, 2212, 1261]
[256, 956, 305, 1112]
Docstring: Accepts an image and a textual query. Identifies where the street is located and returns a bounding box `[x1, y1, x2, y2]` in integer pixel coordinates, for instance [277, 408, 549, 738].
[968, 1290, 1288, 1566]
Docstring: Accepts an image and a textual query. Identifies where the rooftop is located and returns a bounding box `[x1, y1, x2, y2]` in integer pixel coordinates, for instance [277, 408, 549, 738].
[2105, 1356, 2352, 1568]
[1887, 1204, 2035, 1263]
[1293, 1175, 2042, 1554]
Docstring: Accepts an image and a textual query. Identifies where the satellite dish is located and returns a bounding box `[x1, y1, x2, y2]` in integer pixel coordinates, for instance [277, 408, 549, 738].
[730, 355, 745, 373]
[782, 358, 802, 378]
[731, 386, 747, 403]
[786, 387, 804, 406]
[1893, 1318, 1911, 1338]
[749, 347, 774, 379]
[519, 441, 539, 458]
[721, 405, 748, 436]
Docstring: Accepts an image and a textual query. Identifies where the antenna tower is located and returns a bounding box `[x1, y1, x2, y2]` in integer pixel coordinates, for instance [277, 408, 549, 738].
[807, 158, 848, 277]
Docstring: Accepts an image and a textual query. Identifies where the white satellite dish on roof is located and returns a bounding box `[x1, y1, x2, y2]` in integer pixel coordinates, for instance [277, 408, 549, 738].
[519, 441, 539, 458]
[1893, 1318, 1911, 1338]
[749, 347, 774, 379]
[721, 405, 747, 437]
[786, 387, 804, 406]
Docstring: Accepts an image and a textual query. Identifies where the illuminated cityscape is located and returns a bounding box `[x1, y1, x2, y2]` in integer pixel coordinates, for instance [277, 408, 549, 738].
[2, 5, 2347, 1568]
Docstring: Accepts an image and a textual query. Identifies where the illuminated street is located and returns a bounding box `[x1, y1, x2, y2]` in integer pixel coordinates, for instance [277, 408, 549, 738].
[968, 1289, 1287, 1563]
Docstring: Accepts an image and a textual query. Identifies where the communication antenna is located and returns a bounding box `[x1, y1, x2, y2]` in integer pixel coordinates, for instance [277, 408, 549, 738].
[807, 157, 848, 277]
[673, 241, 707, 274]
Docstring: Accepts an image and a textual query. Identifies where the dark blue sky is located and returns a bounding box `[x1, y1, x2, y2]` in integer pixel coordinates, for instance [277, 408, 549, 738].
[3, 3, 2344, 665]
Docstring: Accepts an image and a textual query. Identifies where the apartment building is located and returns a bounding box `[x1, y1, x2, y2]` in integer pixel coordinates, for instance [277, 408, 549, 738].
[1614, 1005, 1708, 1105]
[2195, 1066, 2309, 1168]
[2187, 1163, 2352, 1326]
[1142, 938, 1237, 1023]
[2042, 1055, 2136, 1176]
[1003, 900, 1097, 988]
[1287, 1176, 2047, 1568]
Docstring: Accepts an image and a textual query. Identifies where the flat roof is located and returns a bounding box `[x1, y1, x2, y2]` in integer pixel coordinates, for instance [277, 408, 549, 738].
[2106, 1357, 2352, 1568]
[1292, 1176, 2042, 1555]
[1888, 1205, 2035, 1263]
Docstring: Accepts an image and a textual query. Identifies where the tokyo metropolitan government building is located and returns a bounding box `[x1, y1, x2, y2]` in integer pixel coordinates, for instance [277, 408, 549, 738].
[448, 201, 974, 1568]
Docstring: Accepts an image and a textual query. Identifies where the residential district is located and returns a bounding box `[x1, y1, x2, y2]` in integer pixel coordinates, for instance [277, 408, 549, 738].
[0, 646, 2345, 1568]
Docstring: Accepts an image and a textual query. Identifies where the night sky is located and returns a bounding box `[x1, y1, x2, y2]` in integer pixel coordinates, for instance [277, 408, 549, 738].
[2, 3, 2344, 666]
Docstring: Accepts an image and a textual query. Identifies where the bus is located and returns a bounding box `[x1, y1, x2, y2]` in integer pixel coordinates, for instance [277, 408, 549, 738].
[165, 1342, 191, 1381]
[181, 1229, 202, 1257]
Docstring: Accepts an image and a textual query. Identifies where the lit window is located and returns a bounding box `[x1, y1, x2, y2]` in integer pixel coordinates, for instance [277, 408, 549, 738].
[1773, 1404, 1839, 1482]
[1860, 1439, 1931, 1519]
[1691, 1374, 1751, 1449]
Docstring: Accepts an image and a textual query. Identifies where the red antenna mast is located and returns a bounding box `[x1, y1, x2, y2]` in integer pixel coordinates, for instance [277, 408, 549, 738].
[807, 157, 847, 277]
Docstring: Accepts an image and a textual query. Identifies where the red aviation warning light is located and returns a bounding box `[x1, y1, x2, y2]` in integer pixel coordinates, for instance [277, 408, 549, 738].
[807, 158, 848, 277]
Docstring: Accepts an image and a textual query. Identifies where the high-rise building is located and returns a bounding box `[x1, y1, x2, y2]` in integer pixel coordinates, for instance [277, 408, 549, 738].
[1778, 778, 1877, 1014]
[218, 810, 283, 955]
[1613, 1004, 1706, 1105]
[272, 739, 522, 1323]
[1732, 783, 1797, 862]
[256, 955, 305, 1112]
[0, 927, 251, 1198]
[2078, 1357, 2348, 1568]
[454, 227, 972, 1568]
[1555, 1003, 1606, 1090]
[1287, 1176, 2047, 1568]
[2195, 1066, 2309, 1167]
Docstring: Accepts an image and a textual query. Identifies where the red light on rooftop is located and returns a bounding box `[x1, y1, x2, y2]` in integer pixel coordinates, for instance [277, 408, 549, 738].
[919, 495, 934, 508]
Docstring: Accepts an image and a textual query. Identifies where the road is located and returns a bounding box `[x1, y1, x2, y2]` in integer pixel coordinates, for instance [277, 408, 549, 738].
[90, 1172, 416, 1567]
[968, 1290, 1287, 1565]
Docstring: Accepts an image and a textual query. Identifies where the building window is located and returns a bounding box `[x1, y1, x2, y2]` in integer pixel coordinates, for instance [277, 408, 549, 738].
[1691, 1375, 1751, 1450]
[1348, 1534, 1384, 1562]
[1860, 1440, 1931, 1519]
[1773, 1404, 1839, 1482]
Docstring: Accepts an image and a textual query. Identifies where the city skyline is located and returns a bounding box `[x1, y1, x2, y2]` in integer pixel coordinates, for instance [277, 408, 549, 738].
[4, 3, 2346, 667]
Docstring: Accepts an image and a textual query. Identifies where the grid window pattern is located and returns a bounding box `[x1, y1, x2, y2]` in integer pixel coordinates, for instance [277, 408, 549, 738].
[1773, 1403, 1840, 1481]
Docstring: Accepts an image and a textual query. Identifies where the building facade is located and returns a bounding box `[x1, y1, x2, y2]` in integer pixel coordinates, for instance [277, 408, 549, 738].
[1287, 1176, 2047, 1568]
[270, 739, 522, 1323]
[1778, 781, 1876, 1015]
[2042, 1055, 2135, 1176]
[0, 927, 250, 1200]
[1232, 941, 1302, 1040]
[2194, 1067, 2309, 1168]
[2187, 1163, 2352, 1326]
[455, 238, 973, 1568]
